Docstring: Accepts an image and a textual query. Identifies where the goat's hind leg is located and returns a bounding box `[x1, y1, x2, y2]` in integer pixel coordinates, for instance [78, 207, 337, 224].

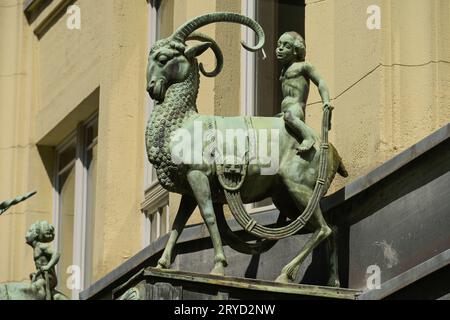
[326, 224, 341, 287]
[275, 182, 331, 283]
[156, 195, 197, 269]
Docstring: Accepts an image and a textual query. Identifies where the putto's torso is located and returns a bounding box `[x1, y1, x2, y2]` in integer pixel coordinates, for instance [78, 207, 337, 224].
[33, 243, 51, 268]
[280, 62, 310, 112]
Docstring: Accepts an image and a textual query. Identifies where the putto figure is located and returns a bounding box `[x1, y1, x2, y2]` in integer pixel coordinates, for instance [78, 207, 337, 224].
[26, 221, 65, 300]
[276, 31, 332, 153]
[0, 221, 67, 300]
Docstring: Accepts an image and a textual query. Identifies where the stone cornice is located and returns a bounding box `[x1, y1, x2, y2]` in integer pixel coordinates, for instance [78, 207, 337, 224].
[141, 182, 169, 214]
[24, 0, 52, 23]
[24, 0, 76, 38]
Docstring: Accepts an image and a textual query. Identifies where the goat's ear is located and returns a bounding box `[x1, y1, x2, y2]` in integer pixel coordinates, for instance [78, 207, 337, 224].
[185, 42, 211, 60]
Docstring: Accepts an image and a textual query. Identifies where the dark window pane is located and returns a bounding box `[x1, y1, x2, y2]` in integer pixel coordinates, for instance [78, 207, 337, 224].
[58, 141, 76, 172]
[255, 0, 305, 117]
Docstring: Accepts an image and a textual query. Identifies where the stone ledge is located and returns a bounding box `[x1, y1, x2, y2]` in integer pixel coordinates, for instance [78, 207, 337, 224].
[142, 268, 361, 300]
[23, 0, 52, 23]
[24, 0, 76, 38]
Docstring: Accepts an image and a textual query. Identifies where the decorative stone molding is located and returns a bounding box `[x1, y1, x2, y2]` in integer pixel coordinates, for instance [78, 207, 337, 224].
[141, 182, 169, 215]
[24, 0, 53, 22]
[24, 0, 75, 38]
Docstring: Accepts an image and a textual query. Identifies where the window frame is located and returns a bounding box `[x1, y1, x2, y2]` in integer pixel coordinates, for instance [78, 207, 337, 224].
[142, 1, 170, 248]
[241, 0, 276, 213]
[53, 113, 98, 300]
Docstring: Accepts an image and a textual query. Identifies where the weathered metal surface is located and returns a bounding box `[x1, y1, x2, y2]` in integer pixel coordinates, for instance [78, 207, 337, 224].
[0, 191, 37, 216]
[144, 268, 361, 300]
[149, 282, 183, 300]
[146, 11, 346, 284]
[0, 221, 68, 300]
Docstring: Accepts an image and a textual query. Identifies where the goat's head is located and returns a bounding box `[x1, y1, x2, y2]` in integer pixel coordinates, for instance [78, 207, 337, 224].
[147, 12, 265, 102]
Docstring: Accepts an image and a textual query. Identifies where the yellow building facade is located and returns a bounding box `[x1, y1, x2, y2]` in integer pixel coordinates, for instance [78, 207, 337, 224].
[0, 0, 449, 299]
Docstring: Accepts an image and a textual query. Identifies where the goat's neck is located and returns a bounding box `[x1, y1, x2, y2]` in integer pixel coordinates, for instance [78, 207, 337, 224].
[146, 63, 200, 191]
[151, 64, 199, 134]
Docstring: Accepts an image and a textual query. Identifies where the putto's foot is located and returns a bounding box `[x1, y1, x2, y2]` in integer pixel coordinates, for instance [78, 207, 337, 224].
[296, 139, 314, 153]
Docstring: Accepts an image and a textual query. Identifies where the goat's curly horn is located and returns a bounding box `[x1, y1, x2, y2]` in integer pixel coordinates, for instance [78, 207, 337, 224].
[186, 32, 223, 77]
[173, 12, 265, 53]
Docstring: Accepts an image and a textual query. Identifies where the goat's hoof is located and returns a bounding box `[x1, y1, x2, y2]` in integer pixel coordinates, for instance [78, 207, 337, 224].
[154, 264, 167, 270]
[210, 263, 225, 276]
[327, 278, 341, 288]
[275, 273, 290, 283]
[155, 258, 170, 270]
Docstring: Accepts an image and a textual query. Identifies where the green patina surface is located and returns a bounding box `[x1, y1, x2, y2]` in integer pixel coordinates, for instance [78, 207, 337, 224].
[0, 220, 68, 300]
[145, 12, 348, 286]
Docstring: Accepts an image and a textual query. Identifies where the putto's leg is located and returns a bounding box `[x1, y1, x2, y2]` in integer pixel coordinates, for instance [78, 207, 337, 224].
[31, 279, 47, 298]
[187, 170, 227, 275]
[283, 111, 315, 153]
[156, 195, 197, 269]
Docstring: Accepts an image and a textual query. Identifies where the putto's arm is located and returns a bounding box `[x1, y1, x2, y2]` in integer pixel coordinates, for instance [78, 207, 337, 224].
[41, 245, 60, 271]
[304, 62, 331, 108]
[0, 191, 37, 215]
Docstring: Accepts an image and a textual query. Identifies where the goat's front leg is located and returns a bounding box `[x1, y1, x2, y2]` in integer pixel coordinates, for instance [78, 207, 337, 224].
[156, 195, 197, 269]
[187, 170, 227, 275]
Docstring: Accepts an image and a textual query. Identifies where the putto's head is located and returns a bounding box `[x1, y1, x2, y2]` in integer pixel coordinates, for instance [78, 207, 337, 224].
[146, 12, 265, 102]
[276, 31, 306, 64]
[25, 220, 55, 246]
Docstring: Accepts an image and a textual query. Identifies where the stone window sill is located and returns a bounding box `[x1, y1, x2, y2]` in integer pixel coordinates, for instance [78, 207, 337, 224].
[24, 0, 53, 22]
[141, 182, 169, 214]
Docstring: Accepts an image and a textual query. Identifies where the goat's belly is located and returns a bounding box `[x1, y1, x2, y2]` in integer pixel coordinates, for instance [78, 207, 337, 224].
[239, 174, 278, 204]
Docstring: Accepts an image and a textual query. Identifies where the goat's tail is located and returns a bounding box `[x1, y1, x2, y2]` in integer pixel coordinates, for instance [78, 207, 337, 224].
[337, 159, 349, 177]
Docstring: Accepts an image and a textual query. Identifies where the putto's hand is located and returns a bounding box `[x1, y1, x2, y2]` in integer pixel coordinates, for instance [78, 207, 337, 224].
[323, 103, 334, 111]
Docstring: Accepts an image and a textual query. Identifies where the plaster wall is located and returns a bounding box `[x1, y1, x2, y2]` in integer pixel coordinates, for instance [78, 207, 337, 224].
[1, 0, 449, 293]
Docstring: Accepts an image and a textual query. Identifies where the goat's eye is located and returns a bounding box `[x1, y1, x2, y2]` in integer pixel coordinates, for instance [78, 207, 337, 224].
[158, 55, 169, 64]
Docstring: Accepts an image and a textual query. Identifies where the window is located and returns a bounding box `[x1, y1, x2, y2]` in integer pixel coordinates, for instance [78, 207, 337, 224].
[143, 204, 170, 244]
[142, 0, 173, 246]
[144, 0, 174, 189]
[242, 0, 306, 210]
[255, 0, 305, 117]
[53, 114, 98, 299]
